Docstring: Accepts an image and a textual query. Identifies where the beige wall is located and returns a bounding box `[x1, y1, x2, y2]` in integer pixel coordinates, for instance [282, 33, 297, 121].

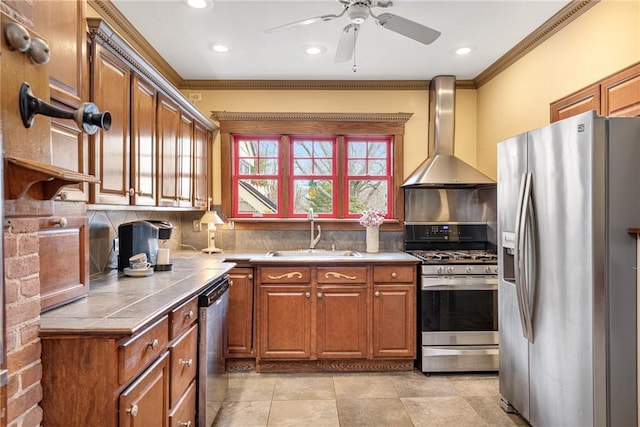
[195, 88, 478, 205]
[476, 0, 640, 178]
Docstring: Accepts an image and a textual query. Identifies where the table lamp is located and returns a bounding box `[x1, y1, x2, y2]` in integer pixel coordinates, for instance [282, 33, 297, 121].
[200, 210, 224, 253]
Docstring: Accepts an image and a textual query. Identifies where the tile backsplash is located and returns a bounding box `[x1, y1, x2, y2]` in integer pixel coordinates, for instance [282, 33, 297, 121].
[89, 209, 403, 274]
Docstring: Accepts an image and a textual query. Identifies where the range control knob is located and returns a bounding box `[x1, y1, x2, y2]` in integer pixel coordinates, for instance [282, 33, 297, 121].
[437, 266, 444, 274]
[446, 266, 454, 274]
[466, 266, 473, 274]
[486, 267, 493, 274]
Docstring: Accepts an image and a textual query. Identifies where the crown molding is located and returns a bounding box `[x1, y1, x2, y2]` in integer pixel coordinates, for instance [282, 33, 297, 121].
[91, 0, 596, 91]
[474, 0, 598, 87]
[211, 111, 413, 123]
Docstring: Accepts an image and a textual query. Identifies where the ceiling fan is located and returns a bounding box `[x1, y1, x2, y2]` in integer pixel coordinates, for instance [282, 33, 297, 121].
[264, 0, 441, 71]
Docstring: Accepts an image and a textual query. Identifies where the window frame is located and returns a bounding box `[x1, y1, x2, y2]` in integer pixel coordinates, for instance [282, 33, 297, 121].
[217, 112, 412, 231]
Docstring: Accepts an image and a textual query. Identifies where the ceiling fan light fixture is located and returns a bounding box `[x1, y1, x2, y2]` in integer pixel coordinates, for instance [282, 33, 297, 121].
[347, 3, 369, 24]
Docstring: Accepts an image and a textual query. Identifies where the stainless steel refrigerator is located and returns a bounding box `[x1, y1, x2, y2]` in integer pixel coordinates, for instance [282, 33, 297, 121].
[498, 111, 640, 426]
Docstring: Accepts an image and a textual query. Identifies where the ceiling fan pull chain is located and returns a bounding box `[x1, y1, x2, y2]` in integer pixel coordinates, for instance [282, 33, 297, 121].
[352, 26, 358, 72]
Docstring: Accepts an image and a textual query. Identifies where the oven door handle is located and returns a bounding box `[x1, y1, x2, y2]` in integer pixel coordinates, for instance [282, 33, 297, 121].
[422, 278, 497, 291]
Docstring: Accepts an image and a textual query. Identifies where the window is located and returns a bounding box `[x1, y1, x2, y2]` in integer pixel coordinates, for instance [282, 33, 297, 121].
[217, 112, 411, 229]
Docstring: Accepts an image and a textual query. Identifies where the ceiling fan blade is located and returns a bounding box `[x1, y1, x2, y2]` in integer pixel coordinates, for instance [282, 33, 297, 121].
[265, 10, 345, 34]
[334, 23, 359, 63]
[375, 13, 441, 45]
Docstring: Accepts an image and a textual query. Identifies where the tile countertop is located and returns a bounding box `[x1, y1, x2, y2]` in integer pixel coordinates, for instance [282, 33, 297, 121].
[221, 250, 421, 264]
[40, 252, 235, 337]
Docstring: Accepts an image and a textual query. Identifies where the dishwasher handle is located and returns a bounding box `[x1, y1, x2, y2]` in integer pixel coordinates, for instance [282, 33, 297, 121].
[199, 275, 230, 307]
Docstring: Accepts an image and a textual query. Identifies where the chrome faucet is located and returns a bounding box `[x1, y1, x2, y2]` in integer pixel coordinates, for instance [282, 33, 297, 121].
[308, 208, 321, 249]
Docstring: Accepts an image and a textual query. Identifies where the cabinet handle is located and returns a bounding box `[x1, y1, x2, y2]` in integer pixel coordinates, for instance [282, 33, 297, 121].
[325, 272, 356, 280]
[179, 358, 193, 367]
[179, 422, 192, 427]
[185, 310, 194, 319]
[147, 339, 159, 350]
[317, 292, 322, 299]
[305, 292, 311, 298]
[248, 274, 253, 280]
[268, 272, 303, 280]
[57, 217, 68, 228]
[127, 404, 139, 417]
[375, 291, 380, 297]
[391, 272, 397, 279]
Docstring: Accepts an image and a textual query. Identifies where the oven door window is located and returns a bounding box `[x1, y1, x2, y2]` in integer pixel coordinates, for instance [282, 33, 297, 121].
[422, 289, 497, 332]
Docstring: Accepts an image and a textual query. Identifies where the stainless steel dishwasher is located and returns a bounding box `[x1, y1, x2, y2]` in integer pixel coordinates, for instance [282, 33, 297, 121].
[198, 274, 230, 427]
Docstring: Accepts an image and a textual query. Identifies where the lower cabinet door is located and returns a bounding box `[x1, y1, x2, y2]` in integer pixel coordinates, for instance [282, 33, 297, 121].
[170, 324, 198, 408]
[119, 352, 170, 427]
[169, 380, 196, 427]
[317, 286, 368, 359]
[372, 284, 416, 358]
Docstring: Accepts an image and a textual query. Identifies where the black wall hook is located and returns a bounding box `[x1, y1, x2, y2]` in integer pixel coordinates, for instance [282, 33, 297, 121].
[19, 82, 111, 135]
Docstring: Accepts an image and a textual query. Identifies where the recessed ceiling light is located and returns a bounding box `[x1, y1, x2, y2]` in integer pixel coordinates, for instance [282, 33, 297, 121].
[303, 45, 326, 56]
[455, 47, 473, 55]
[186, 0, 212, 9]
[208, 43, 229, 53]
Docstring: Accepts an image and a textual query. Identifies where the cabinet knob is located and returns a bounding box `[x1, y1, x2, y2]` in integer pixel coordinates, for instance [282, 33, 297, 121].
[57, 217, 68, 228]
[317, 292, 322, 299]
[305, 292, 311, 298]
[179, 422, 192, 427]
[375, 291, 380, 297]
[147, 339, 159, 350]
[59, 191, 68, 200]
[185, 310, 194, 319]
[179, 358, 193, 367]
[229, 280, 234, 286]
[128, 188, 135, 196]
[391, 272, 397, 279]
[127, 404, 139, 417]
[248, 274, 253, 280]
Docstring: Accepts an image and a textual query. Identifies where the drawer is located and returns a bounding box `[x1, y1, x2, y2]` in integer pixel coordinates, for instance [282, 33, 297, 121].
[260, 266, 311, 284]
[119, 316, 169, 385]
[373, 265, 416, 283]
[316, 267, 367, 284]
[169, 380, 196, 427]
[170, 297, 198, 340]
[170, 324, 198, 408]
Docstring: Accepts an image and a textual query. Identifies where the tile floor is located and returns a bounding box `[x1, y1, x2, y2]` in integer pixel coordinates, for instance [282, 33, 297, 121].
[214, 370, 528, 427]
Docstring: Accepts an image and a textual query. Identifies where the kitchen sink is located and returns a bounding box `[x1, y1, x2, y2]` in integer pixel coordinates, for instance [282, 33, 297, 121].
[265, 249, 362, 258]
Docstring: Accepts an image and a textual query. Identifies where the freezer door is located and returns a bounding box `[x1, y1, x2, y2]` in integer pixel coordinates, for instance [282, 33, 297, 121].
[497, 132, 530, 420]
[527, 112, 597, 427]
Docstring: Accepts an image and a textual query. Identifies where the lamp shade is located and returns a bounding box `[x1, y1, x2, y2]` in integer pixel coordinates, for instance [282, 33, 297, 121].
[200, 210, 224, 225]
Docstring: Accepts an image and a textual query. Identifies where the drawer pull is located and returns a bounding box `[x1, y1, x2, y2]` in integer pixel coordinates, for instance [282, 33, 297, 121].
[147, 339, 159, 350]
[317, 292, 322, 299]
[179, 422, 192, 427]
[179, 358, 193, 367]
[127, 404, 139, 417]
[248, 274, 253, 280]
[325, 272, 356, 280]
[391, 272, 397, 279]
[305, 292, 311, 298]
[268, 272, 303, 280]
[375, 291, 380, 297]
[185, 310, 194, 319]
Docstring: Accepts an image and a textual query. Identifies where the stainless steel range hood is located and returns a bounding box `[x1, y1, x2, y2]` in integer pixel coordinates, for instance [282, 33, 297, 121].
[402, 76, 495, 187]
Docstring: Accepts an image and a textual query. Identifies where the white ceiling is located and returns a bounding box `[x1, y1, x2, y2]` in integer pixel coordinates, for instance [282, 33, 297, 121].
[110, 0, 570, 81]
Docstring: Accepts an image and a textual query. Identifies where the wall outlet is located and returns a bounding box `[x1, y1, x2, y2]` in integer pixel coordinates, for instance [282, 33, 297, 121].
[189, 92, 202, 102]
[192, 220, 201, 232]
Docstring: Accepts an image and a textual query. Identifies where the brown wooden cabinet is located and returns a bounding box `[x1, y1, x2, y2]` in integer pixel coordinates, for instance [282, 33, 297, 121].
[551, 62, 640, 122]
[131, 74, 158, 206]
[316, 267, 368, 359]
[178, 112, 194, 207]
[193, 121, 211, 209]
[120, 352, 170, 427]
[158, 94, 181, 207]
[256, 262, 417, 370]
[38, 216, 89, 312]
[227, 267, 255, 357]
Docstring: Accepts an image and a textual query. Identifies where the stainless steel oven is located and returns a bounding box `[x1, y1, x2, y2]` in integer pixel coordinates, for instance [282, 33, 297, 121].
[406, 223, 499, 372]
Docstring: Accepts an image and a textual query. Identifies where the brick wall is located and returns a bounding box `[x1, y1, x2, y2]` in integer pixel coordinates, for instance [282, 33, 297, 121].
[4, 218, 43, 427]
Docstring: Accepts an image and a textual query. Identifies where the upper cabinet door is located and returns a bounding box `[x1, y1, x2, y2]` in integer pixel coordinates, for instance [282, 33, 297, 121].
[193, 121, 210, 209]
[157, 95, 181, 207]
[550, 84, 600, 123]
[601, 63, 640, 117]
[178, 113, 193, 207]
[131, 74, 157, 206]
[91, 45, 131, 205]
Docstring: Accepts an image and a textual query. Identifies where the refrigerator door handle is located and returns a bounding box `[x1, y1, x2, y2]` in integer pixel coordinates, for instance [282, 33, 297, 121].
[513, 173, 530, 341]
[518, 172, 534, 342]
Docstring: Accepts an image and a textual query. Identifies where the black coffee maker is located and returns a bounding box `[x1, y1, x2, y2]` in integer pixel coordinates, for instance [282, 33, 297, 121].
[117, 221, 159, 271]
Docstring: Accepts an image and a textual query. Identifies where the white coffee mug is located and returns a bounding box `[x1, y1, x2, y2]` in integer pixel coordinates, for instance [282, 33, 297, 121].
[157, 248, 170, 265]
[130, 261, 151, 270]
[129, 253, 147, 264]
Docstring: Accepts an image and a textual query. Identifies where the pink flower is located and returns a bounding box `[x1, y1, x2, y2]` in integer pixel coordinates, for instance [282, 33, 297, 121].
[359, 208, 385, 228]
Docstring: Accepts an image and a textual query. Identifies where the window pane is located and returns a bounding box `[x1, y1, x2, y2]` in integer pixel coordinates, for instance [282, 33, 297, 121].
[237, 179, 278, 214]
[292, 179, 333, 214]
[348, 180, 388, 215]
[259, 140, 278, 157]
[315, 141, 333, 157]
[314, 159, 332, 175]
[368, 142, 387, 158]
[348, 142, 367, 158]
[293, 141, 313, 157]
[261, 159, 278, 175]
[238, 140, 258, 157]
[368, 159, 387, 176]
[348, 159, 366, 175]
[293, 159, 312, 175]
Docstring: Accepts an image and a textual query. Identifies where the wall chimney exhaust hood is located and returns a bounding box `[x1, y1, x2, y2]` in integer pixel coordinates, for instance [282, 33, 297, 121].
[402, 75, 495, 187]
